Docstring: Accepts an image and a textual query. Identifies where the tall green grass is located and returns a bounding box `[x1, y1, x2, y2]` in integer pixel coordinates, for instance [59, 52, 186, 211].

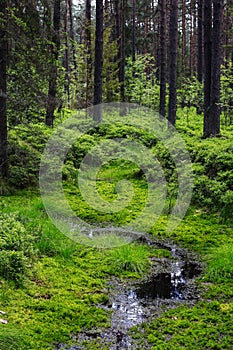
[0, 327, 29, 350]
[108, 243, 151, 274]
[205, 244, 233, 282]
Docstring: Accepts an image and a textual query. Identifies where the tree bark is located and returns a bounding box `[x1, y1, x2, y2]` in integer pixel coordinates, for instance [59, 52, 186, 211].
[197, 0, 203, 82]
[182, 0, 186, 79]
[209, 0, 223, 136]
[119, 0, 126, 111]
[46, 0, 61, 127]
[113, 0, 120, 42]
[64, 0, 70, 105]
[68, 0, 77, 70]
[159, 0, 166, 118]
[85, 0, 92, 109]
[229, 14, 233, 115]
[203, 0, 212, 136]
[132, 0, 136, 63]
[152, 0, 159, 80]
[93, 0, 104, 121]
[0, 0, 8, 178]
[223, 0, 230, 64]
[168, 0, 178, 126]
[189, 0, 194, 77]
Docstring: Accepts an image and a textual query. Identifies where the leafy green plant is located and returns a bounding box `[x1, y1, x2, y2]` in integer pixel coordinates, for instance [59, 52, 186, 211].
[0, 251, 28, 286]
[220, 190, 233, 222]
[220, 63, 233, 126]
[177, 77, 204, 113]
[8, 123, 51, 188]
[0, 214, 34, 284]
[125, 54, 160, 109]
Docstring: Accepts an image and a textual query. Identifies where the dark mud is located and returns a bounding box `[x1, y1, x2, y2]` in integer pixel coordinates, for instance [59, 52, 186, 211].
[56, 236, 202, 350]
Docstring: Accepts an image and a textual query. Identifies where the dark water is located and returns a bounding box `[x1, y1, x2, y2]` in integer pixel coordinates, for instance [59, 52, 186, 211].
[56, 243, 201, 350]
[136, 272, 177, 299]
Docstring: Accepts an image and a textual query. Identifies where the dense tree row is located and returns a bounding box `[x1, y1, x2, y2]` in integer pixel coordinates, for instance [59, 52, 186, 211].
[0, 0, 233, 178]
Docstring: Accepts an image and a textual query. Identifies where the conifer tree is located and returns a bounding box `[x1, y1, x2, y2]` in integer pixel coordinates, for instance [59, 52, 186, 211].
[93, 0, 104, 121]
[168, 0, 178, 126]
[46, 0, 61, 127]
[0, 0, 8, 178]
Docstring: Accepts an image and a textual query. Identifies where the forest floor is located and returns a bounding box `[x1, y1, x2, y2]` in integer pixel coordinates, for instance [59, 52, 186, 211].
[1, 194, 233, 349]
[0, 108, 233, 349]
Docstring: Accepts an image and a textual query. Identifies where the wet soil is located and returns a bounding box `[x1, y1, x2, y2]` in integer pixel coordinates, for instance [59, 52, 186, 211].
[56, 236, 202, 350]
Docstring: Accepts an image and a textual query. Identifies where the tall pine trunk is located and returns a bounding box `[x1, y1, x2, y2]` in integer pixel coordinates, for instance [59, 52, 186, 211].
[64, 0, 70, 105]
[230, 16, 233, 116]
[93, 0, 104, 121]
[197, 0, 203, 83]
[85, 0, 92, 109]
[46, 0, 61, 127]
[168, 0, 178, 126]
[0, 0, 8, 178]
[119, 0, 126, 113]
[189, 0, 194, 77]
[209, 0, 223, 136]
[203, 0, 212, 136]
[132, 0, 136, 63]
[159, 0, 166, 118]
[196, 0, 203, 114]
[182, 0, 186, 79]
[223, 0, 230, 64]
[68, 0, 77, 70]
[113, 0, 120, 46]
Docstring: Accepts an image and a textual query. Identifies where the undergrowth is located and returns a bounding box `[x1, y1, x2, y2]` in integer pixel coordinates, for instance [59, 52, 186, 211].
[0, 108, 232, 349]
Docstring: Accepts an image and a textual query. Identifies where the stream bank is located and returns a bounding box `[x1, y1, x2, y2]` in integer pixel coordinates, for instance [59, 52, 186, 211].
[56, 236, 202, 350]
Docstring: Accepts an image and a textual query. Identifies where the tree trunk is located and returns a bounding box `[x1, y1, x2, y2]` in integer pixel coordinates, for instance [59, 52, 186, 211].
[159, 0, 166, 118]
[168, 0, 178, 126]
[132, 0, 136, 63]
[229, 14, 233, 115]
[193, 3, 198, 75]
[85, 0, 92, 109]
[0, 0, 8, 178]
[182, 0, 186, 79]
[46, 0, 61, 127]
[197, 0, 203, 82]
[113, 0, 120, 42]
[119, 0, 126, 111]
[189, 0, 194, 77]
[203, 0, 212, 136]
[104, 0, 111, 27]
[93, 0, 104, 121]
[68, 0, 77, 70]
[144, 4, 149, 54]
[104, 0, 109, 12]
[209, 0, 223, 136]
[64, 0, 70, 105]
[223, 0, 230, 64]
[152, 0, 159, 80]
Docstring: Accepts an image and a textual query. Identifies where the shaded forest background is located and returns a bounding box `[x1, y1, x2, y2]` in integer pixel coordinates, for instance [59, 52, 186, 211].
[0, 0, 233, 179]
[0, 4, 233, 348]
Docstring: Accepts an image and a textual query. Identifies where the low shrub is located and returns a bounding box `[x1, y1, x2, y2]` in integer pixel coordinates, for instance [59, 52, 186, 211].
[0, 214, 35, 285]
[8, 124, 51, 188]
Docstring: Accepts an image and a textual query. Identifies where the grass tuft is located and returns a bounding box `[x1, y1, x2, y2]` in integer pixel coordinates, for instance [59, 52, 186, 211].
[109, 243, 151, 274]
[205, 244, 233, 282]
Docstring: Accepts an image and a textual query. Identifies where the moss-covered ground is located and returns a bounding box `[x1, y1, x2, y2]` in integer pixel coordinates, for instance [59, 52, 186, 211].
[0, 108, 233, 349]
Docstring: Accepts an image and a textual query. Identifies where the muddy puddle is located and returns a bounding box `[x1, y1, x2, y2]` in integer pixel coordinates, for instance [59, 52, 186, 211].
[56, 236, 202, 350]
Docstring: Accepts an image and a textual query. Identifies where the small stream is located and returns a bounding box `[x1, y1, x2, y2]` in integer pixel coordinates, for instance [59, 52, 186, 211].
[56, 237, 202, 350]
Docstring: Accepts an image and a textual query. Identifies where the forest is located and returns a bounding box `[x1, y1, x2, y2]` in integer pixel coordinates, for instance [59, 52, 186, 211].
[0, 0, 233, 349]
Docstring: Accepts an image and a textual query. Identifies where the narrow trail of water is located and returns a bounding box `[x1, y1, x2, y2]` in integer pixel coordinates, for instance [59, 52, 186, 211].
[56, 237, 202, 350]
